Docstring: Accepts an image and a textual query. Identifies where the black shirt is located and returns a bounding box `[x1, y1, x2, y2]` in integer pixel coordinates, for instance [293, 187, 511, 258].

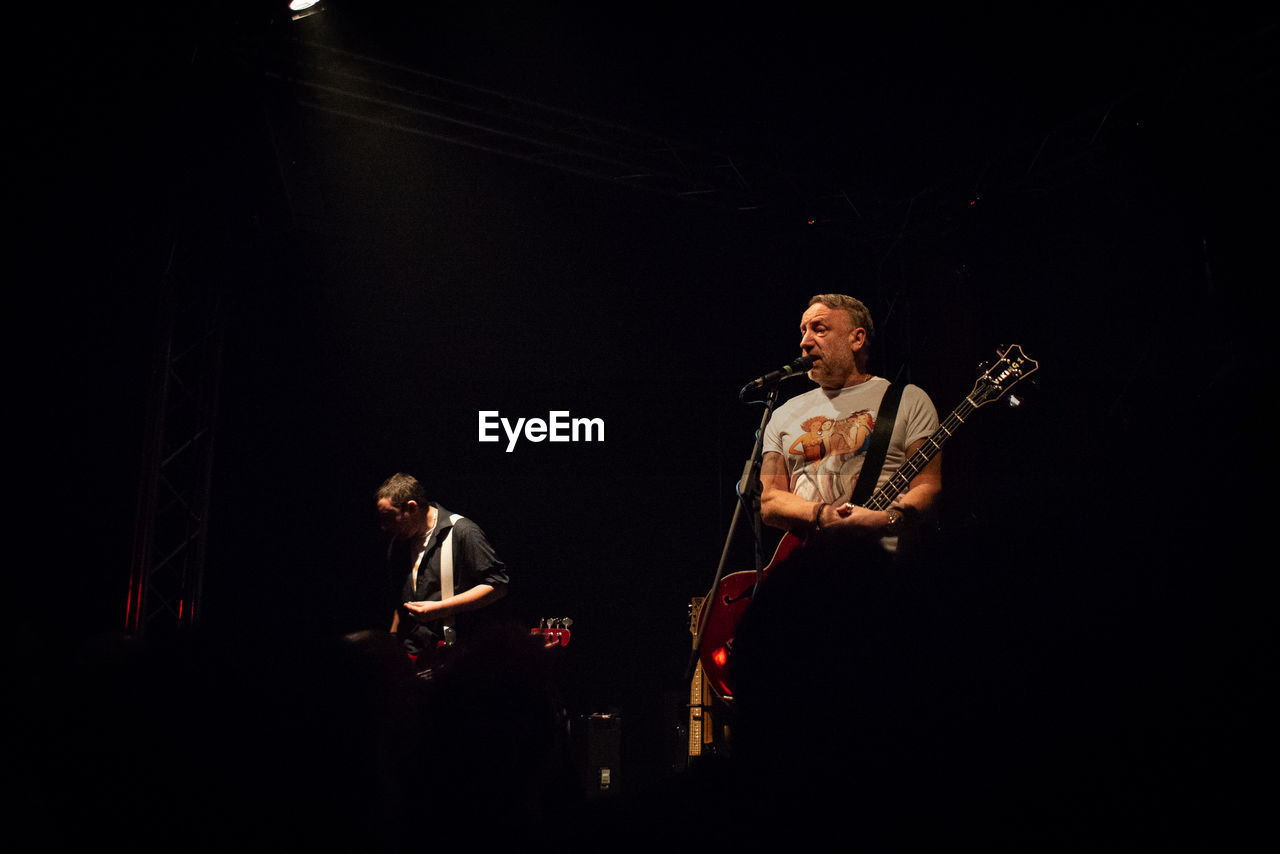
[388, 504, 509, 650]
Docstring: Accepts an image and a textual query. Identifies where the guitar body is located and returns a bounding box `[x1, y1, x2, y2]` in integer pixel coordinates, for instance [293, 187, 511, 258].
[696, 531, 804, 701]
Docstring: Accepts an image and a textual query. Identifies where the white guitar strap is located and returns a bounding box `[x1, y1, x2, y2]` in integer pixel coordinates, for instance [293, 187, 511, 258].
[439, 514, 463, 646]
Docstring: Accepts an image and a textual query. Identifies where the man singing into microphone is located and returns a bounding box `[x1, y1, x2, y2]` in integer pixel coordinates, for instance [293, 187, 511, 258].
[730, 294, 944, 819]
[760, 293, 940, 553]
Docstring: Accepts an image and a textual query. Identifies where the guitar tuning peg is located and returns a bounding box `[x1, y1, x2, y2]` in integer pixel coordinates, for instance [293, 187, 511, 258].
[561, 618, 574, 628]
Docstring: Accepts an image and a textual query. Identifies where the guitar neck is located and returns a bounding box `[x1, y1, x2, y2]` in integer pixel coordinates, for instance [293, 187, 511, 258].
[862, 394, 978, 510]
[861, 344, 1038, 509]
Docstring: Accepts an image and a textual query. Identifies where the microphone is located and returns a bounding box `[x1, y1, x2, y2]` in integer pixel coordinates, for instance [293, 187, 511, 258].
[740, 355, 815, 396]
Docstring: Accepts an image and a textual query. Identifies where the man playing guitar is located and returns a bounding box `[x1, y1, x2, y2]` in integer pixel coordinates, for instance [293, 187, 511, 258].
[376, 472, 509, 669]
[725, 294, 944, 811]
[760, 294, 941, 551]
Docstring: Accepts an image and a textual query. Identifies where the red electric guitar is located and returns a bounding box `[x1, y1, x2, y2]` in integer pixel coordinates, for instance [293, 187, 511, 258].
[415, 617, 573, 680]
[696, 344, 1039, 702]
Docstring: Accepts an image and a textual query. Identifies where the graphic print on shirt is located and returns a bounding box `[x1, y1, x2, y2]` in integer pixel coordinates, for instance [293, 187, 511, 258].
[786, 409, 875, 503]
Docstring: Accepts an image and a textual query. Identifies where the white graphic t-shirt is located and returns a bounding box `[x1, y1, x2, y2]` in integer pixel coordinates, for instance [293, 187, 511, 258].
[764, 377, 939, 506]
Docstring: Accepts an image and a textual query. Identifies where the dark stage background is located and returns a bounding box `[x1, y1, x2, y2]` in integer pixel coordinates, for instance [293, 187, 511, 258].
[16, 2, 1275, 847]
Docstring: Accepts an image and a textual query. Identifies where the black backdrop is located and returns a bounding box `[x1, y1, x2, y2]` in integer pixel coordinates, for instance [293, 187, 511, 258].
[16, 2, 1274, 844]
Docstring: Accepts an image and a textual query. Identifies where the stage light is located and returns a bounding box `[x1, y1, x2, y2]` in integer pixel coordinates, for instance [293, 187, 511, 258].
[289, 0, 324, 20]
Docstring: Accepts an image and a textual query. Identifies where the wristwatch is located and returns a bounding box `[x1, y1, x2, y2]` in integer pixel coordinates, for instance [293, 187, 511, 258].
[884, 507, 904, 533]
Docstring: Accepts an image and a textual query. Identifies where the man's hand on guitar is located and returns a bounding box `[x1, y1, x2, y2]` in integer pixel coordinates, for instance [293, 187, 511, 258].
[402, 599, 441, 621]
[816, 502, 891, 536]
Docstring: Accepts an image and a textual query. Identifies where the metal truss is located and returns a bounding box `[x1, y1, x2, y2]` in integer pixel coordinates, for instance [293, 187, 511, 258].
[126, 254, 224, 639]
[263, 38, 869, 223]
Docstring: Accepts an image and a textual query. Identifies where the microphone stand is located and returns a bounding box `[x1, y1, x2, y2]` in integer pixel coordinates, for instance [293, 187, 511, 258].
[684, 377, 785, 690]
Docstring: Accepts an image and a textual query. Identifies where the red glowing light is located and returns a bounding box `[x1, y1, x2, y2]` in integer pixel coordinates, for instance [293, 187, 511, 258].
[712, 647, 728, 667]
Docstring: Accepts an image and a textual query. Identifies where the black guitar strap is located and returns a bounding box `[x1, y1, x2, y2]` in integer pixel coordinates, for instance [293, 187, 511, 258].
[846, 381, 905, 507]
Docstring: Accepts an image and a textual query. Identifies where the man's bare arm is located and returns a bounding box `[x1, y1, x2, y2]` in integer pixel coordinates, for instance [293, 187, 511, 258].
[401, 583, 506, 621]
[760, 441, 941, 537]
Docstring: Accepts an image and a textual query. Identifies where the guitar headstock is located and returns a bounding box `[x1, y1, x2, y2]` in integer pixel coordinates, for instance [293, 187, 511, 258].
[532, 617, 573, 648]
[969, 344, 1039, 408]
